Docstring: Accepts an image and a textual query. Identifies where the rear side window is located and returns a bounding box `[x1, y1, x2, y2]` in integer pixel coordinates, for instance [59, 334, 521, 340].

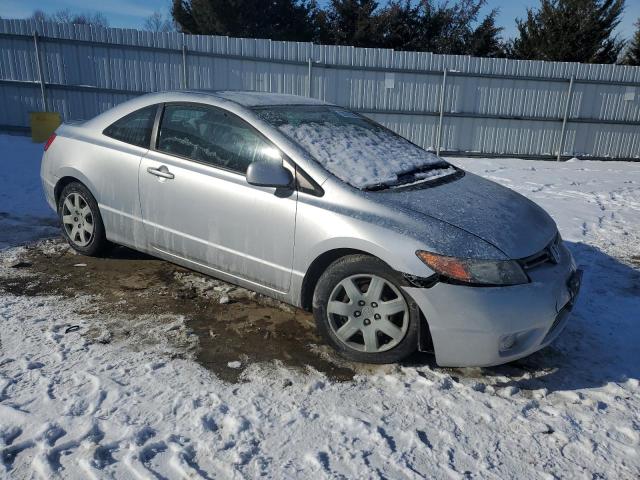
[103, 105, 156, 148]
[157, 104, 280, 174]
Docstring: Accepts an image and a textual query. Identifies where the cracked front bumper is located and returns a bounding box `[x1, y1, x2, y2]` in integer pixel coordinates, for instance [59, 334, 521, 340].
[404, 245, 581, 367]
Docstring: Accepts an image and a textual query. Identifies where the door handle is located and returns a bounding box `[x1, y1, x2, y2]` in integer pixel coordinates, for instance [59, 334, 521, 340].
[147, 165, 174, 180]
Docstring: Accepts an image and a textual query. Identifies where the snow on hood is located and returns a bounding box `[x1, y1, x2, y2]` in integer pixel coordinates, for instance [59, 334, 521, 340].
[378, 172, 558, 259]
[278, 122, 451, 189]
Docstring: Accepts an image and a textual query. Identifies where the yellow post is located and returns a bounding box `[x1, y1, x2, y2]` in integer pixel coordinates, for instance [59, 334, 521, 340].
[30, 112, 61, 142]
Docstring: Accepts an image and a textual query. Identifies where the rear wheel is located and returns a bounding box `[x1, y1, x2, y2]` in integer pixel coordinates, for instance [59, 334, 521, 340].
[58, 182, 109, 256]
[312, 255, 419, 363]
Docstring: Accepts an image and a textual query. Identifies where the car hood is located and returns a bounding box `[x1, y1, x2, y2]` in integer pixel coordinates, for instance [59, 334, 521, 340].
[376, 171, 557, 259]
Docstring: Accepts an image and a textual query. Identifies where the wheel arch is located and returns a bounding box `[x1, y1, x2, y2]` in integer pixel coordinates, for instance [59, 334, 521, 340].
[300, 248, 374, 312]
[54, 176, 80, 204]
[54, 169, 98, 205]
[298, 232, 433, 312]
[300, 247, 435, 353]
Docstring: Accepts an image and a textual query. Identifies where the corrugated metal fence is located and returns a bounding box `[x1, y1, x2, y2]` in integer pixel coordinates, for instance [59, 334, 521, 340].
[1, 18, 639, 160]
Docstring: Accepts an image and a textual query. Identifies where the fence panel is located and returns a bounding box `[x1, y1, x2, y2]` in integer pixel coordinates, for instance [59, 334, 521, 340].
[0, 18, 639, 159]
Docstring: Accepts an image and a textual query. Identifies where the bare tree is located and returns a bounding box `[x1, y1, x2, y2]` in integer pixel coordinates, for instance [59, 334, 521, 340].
[144, 11, 175, 32]
[32, 10, 47, 23]
[622, 19, 640, 65]
[30, 8, 109, 27]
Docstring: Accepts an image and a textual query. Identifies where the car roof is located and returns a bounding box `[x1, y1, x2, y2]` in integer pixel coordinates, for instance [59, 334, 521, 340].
[83, 90, 332, 130]
[181, 90, 330, 107]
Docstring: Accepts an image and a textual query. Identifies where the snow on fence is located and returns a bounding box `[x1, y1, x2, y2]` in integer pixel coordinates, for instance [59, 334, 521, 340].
[1, 18, 639, 160]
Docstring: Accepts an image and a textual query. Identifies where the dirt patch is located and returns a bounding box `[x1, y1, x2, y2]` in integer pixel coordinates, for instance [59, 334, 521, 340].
[0, 238, 355, 382]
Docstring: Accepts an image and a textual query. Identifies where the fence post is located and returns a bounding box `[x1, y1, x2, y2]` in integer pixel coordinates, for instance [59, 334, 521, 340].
[307, 58, 312, 97]
[557, 76, 574, 161]
[436, 69, 447, 156]
[33, 31, 47, 111]
[182, 37, 188, 89]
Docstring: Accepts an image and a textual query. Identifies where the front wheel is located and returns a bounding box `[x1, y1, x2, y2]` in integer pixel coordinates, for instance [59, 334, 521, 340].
[58, 182, 109, 256]
[312, 255, 420, 363]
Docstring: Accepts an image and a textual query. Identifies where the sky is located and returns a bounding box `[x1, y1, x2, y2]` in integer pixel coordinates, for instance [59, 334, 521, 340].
[0, 0, 639, 41]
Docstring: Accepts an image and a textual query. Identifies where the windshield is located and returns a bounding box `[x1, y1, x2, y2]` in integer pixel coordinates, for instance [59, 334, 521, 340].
[252, 105, 456, 190]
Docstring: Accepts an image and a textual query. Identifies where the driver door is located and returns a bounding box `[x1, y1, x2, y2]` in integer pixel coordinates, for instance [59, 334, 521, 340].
[138, 103, 297, 293]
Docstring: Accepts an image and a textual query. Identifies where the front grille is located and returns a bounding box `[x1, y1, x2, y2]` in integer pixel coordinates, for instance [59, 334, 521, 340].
[520, 250, 552, 270]
[519, 234, 561, 271]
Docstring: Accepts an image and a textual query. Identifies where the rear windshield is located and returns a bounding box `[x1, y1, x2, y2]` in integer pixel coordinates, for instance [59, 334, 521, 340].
[253, 105, 456, 189]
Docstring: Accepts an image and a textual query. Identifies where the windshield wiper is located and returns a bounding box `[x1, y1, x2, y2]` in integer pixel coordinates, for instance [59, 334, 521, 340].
[364, 162, 453, 191]
[398, 162, 449, 179]
[391, 162, 450, 185]
[363, 182, 393, 191]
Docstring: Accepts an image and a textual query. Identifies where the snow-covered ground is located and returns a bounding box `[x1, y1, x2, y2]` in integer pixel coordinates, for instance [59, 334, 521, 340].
[1, 134, 639, 479]
[0, 135, 58, 249]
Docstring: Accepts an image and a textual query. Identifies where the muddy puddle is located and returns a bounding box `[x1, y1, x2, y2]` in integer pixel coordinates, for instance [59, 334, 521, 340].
[0, 238, 357, 382]
[0, 238, 575, 390]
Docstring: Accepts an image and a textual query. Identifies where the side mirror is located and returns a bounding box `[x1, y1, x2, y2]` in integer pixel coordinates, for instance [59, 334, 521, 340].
[246, 162, 293, 189]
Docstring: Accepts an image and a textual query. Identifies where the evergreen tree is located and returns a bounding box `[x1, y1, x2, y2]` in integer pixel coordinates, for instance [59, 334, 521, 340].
[171, 0, 318, 41]
[378, 1, 421, 51]
[319, 0, 384, 47]
[622, 19, 640, 66]
[467, 11, 504, 57]
[379, 0, 504, 57]
[170, 0, 504, 56]
[510, 0, 625, 64]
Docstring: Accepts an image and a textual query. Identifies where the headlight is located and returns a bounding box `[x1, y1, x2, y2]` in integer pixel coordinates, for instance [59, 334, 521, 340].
[416, 250, 529, 286]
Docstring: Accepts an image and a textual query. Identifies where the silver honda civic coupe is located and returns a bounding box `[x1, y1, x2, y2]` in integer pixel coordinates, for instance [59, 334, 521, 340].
[40, 90, 582, 366]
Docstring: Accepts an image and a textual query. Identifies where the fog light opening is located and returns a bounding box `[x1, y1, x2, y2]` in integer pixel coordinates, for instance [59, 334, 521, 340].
[499, 334, 517, 352]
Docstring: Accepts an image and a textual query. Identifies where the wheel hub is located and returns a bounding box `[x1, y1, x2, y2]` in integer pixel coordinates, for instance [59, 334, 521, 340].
[326, 274, 409, 353]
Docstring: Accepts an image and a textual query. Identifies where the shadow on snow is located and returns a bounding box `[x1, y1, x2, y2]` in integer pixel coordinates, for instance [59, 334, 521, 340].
[404, 241, 640, 394]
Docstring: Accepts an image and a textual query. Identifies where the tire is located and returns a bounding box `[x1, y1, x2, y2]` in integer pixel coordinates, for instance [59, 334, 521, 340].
[312, 254, 420, 364]
[57, 182, 109, 256]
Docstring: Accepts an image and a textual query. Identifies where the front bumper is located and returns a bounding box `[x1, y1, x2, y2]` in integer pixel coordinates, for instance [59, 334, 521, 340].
[404, 245, 582, 367]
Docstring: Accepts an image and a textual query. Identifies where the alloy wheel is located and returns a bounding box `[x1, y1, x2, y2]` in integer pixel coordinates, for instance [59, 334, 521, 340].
[61, 192, 95, 247]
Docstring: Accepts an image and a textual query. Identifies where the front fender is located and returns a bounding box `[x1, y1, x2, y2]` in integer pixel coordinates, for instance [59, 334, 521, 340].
[301, 235, 431, 279]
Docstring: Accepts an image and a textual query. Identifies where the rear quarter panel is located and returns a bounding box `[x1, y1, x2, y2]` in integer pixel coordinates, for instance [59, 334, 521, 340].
[40, 141, 59, 211]
[43, 125, 148, 250]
